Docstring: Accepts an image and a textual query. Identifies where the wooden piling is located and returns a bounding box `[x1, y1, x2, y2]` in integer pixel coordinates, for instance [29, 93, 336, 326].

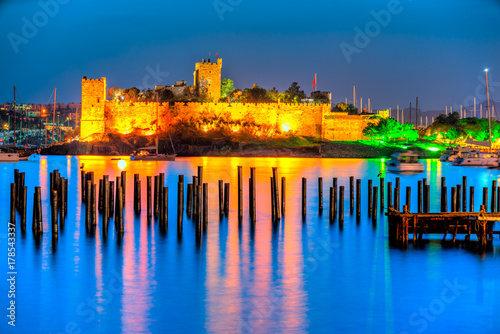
[462, 176, 467, 212]
[456, 185, 462, 212]
[281, 176, 286, 216]
[329, 187, 334, 223]
[492, 180, 497, 213]
[451, 187, 456, 212]
[250, 168, 256, 223]
[177, 177, 184, 226]
[318, 177, 323, 212]
[349, 176, 354, 213]
[302, 177, 307, 219]
[116, 186, 123, 232]
[368, 179, 372, 217]
[380, 177, 385, 211]
[147, 176, 152, 220]
[197, 166, 203, 186]
[425, 185, 430, 213]
[372, 186, 378, 221]
[203, 183, 208, 226]
[417, 180, 422, 213]
[99, 179, 103, 213]
[218, 180, 224, 217]
[395, 177, 400, 191]
[193, 182, 199, 219]
[85, 180, 91, 229]
[21, 186, 27, 230]
[224, 183, 230, 216]
[356, 179, 361, 220]
[271, 177, 276, 221]
[81, 170, 86, 203]
[136, 180, 141, 214]
[394, 186, 400, 212]
[187, 184, 193, 218]
[238, 166, 243, 221]
[196, 185, 202, 229]
[121, 171, 127, 206]
[91, 183, 96, 225]
[272, 168, 280, 220]
[162, 187, 168, 228]
[51, 190, 58, 236]
[159, 173, 165, 216]
[339, 186, 344, 223]
[333, 178, 338, 217]
[387, 182, 393, 209]
[109, 181, 115, 218]
[405, 186, 411, 212]
[35, 187, 42, 234]
[58, 181, 65, 227]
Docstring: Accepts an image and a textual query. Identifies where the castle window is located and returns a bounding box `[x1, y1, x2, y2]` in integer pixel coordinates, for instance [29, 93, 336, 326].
[209, 71, 212, 73]
[97, 98, 100, 103]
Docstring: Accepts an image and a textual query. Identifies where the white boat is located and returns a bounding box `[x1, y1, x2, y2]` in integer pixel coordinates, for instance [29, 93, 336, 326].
[439, 147, 473, 162]
[451, 150, 499, 167]
[386, 150, 424, 173]
[131, 146, 176, 161]
[0, 152, 19, 162]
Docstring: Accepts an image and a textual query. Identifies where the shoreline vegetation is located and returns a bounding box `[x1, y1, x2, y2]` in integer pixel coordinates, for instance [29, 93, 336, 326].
[40, 133, 443, 159]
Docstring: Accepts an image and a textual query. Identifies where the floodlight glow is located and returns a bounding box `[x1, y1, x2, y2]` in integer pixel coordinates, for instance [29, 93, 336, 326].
[485, 68, 489, 72]
[427, 147, 439, 151]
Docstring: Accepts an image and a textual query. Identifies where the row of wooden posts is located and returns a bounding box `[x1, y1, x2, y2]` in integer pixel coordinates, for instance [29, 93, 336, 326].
[10, 169, 68, 237]
[10, 166, 500, 240]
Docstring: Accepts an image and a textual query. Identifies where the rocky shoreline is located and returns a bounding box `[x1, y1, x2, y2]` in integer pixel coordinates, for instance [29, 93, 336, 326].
[40, 139, 440, 159]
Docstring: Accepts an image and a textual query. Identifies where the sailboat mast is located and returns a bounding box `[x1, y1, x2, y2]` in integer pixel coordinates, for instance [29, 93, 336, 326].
[52, 88, 56, 145]
[156, 92, 159, 156]
[486, 69, 492, 152]
[13, 86, 16, 147]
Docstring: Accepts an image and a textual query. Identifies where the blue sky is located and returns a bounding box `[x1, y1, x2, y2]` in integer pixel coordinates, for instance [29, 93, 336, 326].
[1, 0, 499, 111]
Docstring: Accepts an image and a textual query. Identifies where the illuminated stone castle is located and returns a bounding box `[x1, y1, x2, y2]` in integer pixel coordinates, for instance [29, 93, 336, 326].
[80, 58, 375, 141]
[194, 58, 222, 102]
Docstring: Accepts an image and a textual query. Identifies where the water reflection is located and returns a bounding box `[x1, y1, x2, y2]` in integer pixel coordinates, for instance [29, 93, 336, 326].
[4, 156, 500, 333]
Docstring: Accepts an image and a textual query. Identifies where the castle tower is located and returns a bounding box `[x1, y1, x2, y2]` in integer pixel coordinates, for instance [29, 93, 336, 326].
[193, 58, 222, 102]
[81, 76, 106, 140]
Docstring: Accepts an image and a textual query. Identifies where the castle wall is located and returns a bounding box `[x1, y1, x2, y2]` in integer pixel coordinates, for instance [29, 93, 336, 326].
[322, 113, 376, 141]
[81, 76, 375, 142]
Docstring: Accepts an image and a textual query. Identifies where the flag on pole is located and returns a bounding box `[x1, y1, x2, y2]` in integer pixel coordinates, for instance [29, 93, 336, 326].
[215, 53, 219, 57]
[312, 73, 317, 91]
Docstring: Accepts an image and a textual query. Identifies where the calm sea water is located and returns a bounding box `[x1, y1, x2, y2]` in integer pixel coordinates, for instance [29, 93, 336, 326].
[1, 156, 500, 334]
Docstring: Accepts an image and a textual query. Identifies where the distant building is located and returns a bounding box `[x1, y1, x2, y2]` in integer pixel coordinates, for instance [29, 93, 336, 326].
[311, 91, 332, 103]
[156, 80, 195, 98]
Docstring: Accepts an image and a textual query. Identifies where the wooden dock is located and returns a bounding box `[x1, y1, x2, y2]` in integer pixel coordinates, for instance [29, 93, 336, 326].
[386, 205, 500, 246]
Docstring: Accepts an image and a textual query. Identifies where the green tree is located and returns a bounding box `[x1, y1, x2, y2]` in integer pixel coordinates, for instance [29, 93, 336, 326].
[221, 78, 235, 98]
[283, 82, 306, 103]
[267, 87, 280, 101]
[363, 118, 418, 142]
[333, 102, 348, 111]
[243, 84, 269, 103]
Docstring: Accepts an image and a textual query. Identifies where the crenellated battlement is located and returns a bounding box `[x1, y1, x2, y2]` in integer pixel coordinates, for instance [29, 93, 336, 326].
[80, 68, 367, 142]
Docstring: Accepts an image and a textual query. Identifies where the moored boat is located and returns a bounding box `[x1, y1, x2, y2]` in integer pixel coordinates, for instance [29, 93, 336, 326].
[451, 150, 499, 167]
[386, 150, 424, 173]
